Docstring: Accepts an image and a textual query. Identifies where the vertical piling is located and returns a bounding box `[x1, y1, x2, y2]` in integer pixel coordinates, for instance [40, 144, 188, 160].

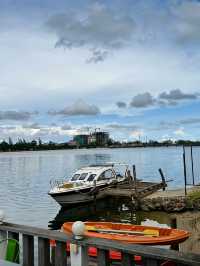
[191, 146, 195, 186]
[132, 165, 137, 196]
[158, 168, 166, 191]
[183, 146, 187, 196]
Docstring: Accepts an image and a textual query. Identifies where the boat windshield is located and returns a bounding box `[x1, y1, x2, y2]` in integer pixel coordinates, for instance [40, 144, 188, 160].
[71, 174, 80, 181]
[87, 174, 96, 182]
[79, 173, 88, 180]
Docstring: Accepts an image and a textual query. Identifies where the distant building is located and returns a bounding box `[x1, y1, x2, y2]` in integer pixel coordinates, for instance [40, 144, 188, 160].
[88, 131, 109, 146]
[72, 131, 110, 146]
[73, 134, 89, 146]
[68, 140, 77, 147]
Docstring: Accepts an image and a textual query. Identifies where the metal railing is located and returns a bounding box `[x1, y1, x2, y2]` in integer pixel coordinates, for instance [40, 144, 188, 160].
[0, 222, 200, 266]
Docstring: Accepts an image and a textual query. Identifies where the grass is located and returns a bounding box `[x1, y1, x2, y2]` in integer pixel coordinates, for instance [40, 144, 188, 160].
[187, 190, 200, 201]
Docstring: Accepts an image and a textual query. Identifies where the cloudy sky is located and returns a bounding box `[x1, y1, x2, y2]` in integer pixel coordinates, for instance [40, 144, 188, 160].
[1, 0, 200, 142]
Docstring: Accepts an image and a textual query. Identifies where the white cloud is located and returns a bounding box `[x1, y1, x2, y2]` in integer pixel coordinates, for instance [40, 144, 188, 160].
[174, 127, 185, 136]
[46, 3, 136, 62]
[48, 99, 100, 116]
[130, 129, 144, 139]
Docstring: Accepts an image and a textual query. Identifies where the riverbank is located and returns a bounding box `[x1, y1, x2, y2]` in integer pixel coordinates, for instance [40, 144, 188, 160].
[138, 187, 200, 212]
[1, 139, 200, 153]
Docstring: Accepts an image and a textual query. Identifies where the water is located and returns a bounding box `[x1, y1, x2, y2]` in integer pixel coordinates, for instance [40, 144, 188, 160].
[0, 147, 200, 254]
[0, 146, 198, 227]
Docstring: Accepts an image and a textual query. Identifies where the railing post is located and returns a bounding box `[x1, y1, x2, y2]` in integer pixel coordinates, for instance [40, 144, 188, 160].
[22, 234, 34, 266]
[121, 252, 134, 266]
[70, 244, 89, 266]
[54, 241, 67, 266]
[97, 249, 110, 266]
[0, 230, 7, 259]
[38, 237, 51, 266]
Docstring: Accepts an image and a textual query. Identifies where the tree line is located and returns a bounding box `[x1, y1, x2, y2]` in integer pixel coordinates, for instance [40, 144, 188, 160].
[0, 137, 200, 152]
[0, 138, 71, 152]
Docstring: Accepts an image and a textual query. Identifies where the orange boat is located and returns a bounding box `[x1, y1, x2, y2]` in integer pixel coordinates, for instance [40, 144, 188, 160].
[62, 222, 190, 245]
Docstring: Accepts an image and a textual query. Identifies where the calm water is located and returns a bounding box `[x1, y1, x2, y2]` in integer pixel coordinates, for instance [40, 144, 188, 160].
[0, 147, 200, 253]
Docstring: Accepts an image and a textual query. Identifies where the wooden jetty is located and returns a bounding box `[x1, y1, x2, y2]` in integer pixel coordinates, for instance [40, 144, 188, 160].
[99, 168, 167, 201]
[0, 222, 200, 266]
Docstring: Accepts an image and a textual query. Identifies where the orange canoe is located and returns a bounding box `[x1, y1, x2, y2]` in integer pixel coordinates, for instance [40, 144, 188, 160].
[62, 222, 189, 245]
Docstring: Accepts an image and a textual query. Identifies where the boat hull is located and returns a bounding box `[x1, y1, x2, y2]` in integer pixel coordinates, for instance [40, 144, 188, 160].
[49, 184, 108, 207]
[62, 222, 190, 245]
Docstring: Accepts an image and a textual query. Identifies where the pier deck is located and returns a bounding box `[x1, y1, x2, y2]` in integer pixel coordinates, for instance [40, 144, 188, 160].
[100, 180, 167, 200]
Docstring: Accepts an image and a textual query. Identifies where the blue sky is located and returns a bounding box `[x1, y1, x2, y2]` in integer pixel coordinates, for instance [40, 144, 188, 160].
[0, 0, 200, 142]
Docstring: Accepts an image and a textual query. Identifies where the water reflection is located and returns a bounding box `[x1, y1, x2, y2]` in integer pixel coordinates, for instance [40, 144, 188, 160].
[49, 201, 200, 255]
[48, 199, 171, 230]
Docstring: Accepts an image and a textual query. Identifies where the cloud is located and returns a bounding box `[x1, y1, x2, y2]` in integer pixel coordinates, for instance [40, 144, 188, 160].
[61, 124, 72, 130]
[48, 99, 100, 116]
[174, 127, 185, 136]
[86, 49, 108, 63]
[179, 118, 200, 125]
[130, 92, 155, 108]
[171, 1, 200, 45]
[119, 89, 199, 109]
[0, 111, 37, 121]
[116, 101, 127, 108]
[106, 123, 138, 131]
[46, 3, 135, 62]
[22, 123, 41, 129]
[131, 129, 144, 138]
[159, 89, 198, 101]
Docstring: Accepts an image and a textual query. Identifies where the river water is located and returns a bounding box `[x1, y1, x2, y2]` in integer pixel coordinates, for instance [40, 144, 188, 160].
[0, 147, 200, 254]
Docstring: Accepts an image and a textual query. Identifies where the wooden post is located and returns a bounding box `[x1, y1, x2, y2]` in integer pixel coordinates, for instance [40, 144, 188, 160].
[183, 146, 187, 196]
[22, 234, 34, 266]
[158, 168, 166, 191]
[132, 165, 137, 196]
[170, 218, 179, 251]
[191, 146, 195, 186]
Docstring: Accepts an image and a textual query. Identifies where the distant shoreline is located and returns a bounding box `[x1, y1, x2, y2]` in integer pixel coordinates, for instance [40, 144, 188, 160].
[0, 143, 199, 153]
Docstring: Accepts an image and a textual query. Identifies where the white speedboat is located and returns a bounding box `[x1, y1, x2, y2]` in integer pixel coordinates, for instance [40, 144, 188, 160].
[48, 163, 128, 207]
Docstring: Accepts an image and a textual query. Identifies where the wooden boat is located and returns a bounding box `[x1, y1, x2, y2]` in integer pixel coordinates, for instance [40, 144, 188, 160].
[62, 222, 190, 245]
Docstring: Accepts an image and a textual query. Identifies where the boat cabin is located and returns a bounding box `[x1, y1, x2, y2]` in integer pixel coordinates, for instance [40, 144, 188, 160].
[69, 165, 117, 183]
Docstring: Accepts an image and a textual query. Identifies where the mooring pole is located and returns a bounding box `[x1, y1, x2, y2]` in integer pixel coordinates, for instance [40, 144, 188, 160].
[158, 168, 166, 191]
[183, 146, 187, 195]
[191, 146, 195, 186]
[132, 165, 137, 196]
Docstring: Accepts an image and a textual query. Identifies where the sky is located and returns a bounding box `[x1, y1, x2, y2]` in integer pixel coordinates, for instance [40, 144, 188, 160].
[1, 0, 200, 142]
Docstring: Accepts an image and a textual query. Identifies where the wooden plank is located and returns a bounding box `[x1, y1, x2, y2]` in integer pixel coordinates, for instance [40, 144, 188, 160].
[38, 237, 50, 266]
[121, 253, 134, 266]
[22, 234, 34, 266]
[97, 249, 109, 266]
[54, 241, 67, 266]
